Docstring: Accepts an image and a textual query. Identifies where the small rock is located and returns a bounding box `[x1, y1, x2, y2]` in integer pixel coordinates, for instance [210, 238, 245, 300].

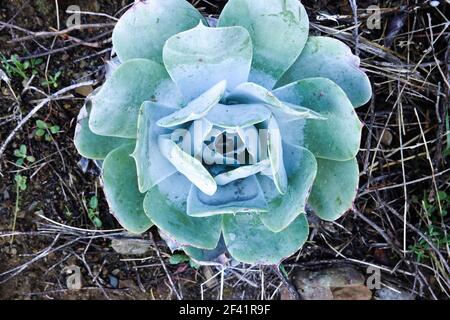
[75, 85, 94, 97]
[63, 265, 83, 290]
[1, 87, 10, 96]
[375, 287, 415, 300]
[332, 285, 372, 300]
[111, 237, 151, 256]
[10, 247, 17, 256]
[294, 266, 372, 300]
[430, 1, 440, 7]
[380, 130, 393, 146]
[77, 157, 89, 173]
[111, 269, 121, 276]
[2, 189, 10, 201]
[109, 275, 119, 289]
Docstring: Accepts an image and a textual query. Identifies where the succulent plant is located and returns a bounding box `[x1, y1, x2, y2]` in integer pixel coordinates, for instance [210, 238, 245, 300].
[74, 0, 371, 265]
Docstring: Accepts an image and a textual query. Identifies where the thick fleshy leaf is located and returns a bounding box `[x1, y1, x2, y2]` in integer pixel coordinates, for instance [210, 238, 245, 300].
[112, 0, 205, 64]
[308, 158, 359, 221]
[159, 137, 217, 196]
[187, 175, 268, 217]
[90, 59, 183, 138]
[74, 103, 132, 160]
[218, 0, 309, 89]
[184, 236, 228, 264]
[144, 173, 222, 249]
[132, 102, 179, 193]
[214, 160, 270, 185]
[222, 213, 309, 265]
[102, 144, 152, 233]
[163, 23, 252, 100]
[237, 126, 260, 162]
[277, 36, 372, 107]
[226, 82, 325, 120]
[273, 78, 362, 161]
[258, 145, 317, 232]
[182, 118, 213, 157]
[205, 103, 271, 129]
[201, 143, 240, 167]
[266, 116, 288, 195]
[157, 80, 227, 128]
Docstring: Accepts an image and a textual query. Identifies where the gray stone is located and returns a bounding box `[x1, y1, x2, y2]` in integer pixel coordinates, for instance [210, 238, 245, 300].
[111, 238, 151, 256]
[294, 266, 372, 300]
[375, 287, 416, 300]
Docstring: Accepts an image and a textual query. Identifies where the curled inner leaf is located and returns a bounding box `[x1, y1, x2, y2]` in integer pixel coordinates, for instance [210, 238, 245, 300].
[159, 136, 217, 196]
[266, 116, 288, 195]
[214, 159, 271, 186]
[157, 80, 227, 128]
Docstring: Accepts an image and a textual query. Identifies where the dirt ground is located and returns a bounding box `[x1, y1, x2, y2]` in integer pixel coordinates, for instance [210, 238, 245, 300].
[0, 0, 449, 300]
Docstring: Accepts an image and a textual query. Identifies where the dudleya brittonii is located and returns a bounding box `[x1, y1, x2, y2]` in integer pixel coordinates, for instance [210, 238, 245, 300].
[74, 0, 372, 265]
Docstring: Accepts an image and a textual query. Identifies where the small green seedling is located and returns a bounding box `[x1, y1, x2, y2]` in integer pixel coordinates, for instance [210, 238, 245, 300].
[421, 190, 449, 221]
[87, 195, 102, 228]
[35, 119, 60, 141]
[11, 174, 28, 244]
[0, 54, 43, 80]
[410, 191, 450, 262]
[14, 174, 27, 191]
[41, 71, 62, 88]
[13, 144, 35, 166]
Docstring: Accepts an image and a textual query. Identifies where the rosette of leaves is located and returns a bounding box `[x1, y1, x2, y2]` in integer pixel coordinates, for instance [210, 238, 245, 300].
[74, 0, 371, 265]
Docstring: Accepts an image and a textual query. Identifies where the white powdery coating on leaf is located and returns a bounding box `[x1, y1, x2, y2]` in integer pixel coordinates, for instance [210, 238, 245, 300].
[157, 80, 226, 127]
[159, 137, 217, 196]
[214, 159, 271, 185]
[154, 79, 186, 108]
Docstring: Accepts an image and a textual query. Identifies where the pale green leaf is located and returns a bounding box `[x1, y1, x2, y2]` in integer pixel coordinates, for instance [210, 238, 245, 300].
[219, 0, 309, 88]
[258, 144, 317, 232]
[308, 157, 359, 221]
[74, 103, 132, 160]
[90, 59, 184, 138]
[266, 116, 288, 195]
[157, 80, 226, 128]
[112, 0, 205, 64]
[187, 175, 268, 217]
[144, 173, 222, 249]
[102, 144, 153, 234]
[163, 23, 252, 100]
[226, 82, 325, 120]
[131, 102, 178, 193]
[159, 137, 217, 196]
[205, 103, 271, 129]
[184, 237, 228, 264]
[222, 213, 309, 265]
[273, 78, 362, 161]
[277, 36, 372, 107]
[214, 160, 270, 186]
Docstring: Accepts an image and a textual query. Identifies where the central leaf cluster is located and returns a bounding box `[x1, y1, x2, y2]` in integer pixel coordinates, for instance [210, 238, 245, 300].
[155, 80, 290, 198]
[134, 76, 324, 213]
